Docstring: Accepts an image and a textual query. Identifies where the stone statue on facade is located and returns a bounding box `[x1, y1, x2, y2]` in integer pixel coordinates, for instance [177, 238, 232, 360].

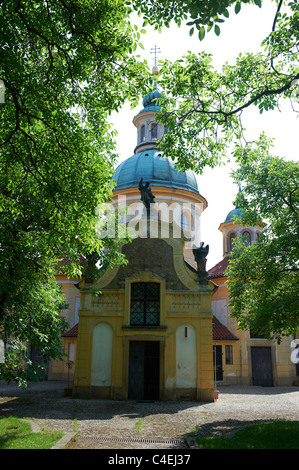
[193, 242, 209, 275]
[139, 178, 155, 217]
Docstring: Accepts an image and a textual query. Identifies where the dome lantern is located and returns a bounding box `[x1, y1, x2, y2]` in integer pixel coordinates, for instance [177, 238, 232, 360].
[132, 86, 165, 154]
[112, 52, 204, 201]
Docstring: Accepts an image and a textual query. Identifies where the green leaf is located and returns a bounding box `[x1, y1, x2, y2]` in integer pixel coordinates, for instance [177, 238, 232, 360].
[189, 27, 194, 36]
[0, 0, 149, 386]
[235, 2, 241, 14]
[227, 148, 299, 341]
[214, 24, 221, 36]
[198, 26, 205, 40]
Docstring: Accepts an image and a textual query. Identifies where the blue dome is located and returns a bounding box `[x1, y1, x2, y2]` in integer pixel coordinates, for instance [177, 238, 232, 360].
[225, 207, 243, 222]
[113, 149, 199, 194]
[139, 89, 164, 114]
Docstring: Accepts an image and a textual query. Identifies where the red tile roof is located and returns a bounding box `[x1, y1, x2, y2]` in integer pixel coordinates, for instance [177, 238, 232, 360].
[208, 257, 229, 279]
[63, 323, 78, 337]
[63, 319, 238, 341]
[212, 316, 238, 340]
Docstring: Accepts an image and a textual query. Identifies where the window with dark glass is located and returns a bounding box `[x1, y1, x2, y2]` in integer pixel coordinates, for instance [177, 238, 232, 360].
[151, 122, 157, 140]
[141, 125, 145, 142]
[225, 345, 233, 365]
[229, 232, 236, 251]
[250, 328, 266, 339]
[130, 282, 160, 326]
[181, 213, 189, 232]
[243, 230, 251, 247]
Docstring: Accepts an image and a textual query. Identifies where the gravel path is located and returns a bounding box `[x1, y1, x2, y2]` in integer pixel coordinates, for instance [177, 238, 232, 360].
[0, 381, 298, 449]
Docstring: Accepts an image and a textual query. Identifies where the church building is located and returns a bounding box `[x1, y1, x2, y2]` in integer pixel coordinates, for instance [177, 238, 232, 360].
[49, 86, 298, 397]
[71, 88, 217, 402]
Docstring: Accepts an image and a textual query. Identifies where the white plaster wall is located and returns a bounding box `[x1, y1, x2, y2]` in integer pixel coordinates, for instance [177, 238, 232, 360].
[91, 323, 113, 386]
[176, 325, 197, 388]
[212, 299, 228, 326]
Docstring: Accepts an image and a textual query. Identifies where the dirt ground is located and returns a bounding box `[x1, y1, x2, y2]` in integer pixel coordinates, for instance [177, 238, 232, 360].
[0, 380, 298, 450]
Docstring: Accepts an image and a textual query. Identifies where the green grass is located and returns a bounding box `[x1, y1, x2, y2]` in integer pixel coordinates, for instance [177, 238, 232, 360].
[196, 421, 299, 449]
[0, 416, 64, 449]
[136, 417, 144, 433]
[71, 399, 78, 442]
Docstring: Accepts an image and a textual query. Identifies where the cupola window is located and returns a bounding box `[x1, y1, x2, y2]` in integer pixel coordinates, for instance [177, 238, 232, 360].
[181, 213, 190, 232]
[229, 232, 236, 251]
[141, 125, 145, 142]
[243, 231, 251, 247]
[151, 122, 157, 140]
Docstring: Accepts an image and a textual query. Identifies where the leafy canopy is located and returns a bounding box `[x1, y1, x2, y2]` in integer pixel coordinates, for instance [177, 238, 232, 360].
[227, 137, 299, 341]
[132, 0, 299, 338]
[0, 0, 150, 384]
[134, 0, 263, 38]
[141, 0, 299, 173]
[1, 0, 298, 382]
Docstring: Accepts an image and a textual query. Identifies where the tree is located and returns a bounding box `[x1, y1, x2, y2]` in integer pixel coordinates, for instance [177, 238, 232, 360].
[134, 0, 263, 36]
[0, 0, 150, 385]
[1, 0, 297, 383]
[133, 0, 299, 338]
[1, 276, 69, 386]
[226, 136, 298, 342]
[138, 0, 299, 173]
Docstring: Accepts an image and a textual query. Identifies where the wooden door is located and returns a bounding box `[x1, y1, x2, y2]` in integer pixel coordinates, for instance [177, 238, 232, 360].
[251, 347, 273, 387]
[128, 341, 160, 400]
[213, 345, 223, 382]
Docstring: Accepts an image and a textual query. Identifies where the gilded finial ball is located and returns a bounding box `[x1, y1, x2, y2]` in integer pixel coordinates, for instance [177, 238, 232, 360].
[152, 65, 159, 75]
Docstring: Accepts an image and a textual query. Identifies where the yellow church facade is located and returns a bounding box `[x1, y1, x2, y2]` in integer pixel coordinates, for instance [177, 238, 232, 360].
[48, 86, 298, 397]
[70, 86, 217, 401]
[72, 221, 215, 402]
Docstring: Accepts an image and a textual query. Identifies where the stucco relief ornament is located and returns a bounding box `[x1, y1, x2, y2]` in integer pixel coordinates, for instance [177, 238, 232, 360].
[193, 242, 209, 284]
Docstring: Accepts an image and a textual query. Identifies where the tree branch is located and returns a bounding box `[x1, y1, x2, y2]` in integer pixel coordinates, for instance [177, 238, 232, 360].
[179, 72, 299, 125]
[272, 0, 284, 33]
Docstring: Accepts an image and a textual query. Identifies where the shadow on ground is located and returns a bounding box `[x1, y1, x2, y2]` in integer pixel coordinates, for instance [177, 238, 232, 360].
[193, 418, 273, 438]
[0, 380, 209, 424]
[0, 380, 298, 448]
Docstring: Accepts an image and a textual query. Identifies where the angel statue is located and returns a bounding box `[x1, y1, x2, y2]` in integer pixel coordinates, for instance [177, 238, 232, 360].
[193, 242, 209, 274]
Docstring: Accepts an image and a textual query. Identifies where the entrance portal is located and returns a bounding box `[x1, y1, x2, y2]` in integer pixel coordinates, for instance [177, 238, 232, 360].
[128, 341, 160, 400]
[213, 345, 223, 382]
[213, 346, 223, 382]
[251, 346, 273, 387]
